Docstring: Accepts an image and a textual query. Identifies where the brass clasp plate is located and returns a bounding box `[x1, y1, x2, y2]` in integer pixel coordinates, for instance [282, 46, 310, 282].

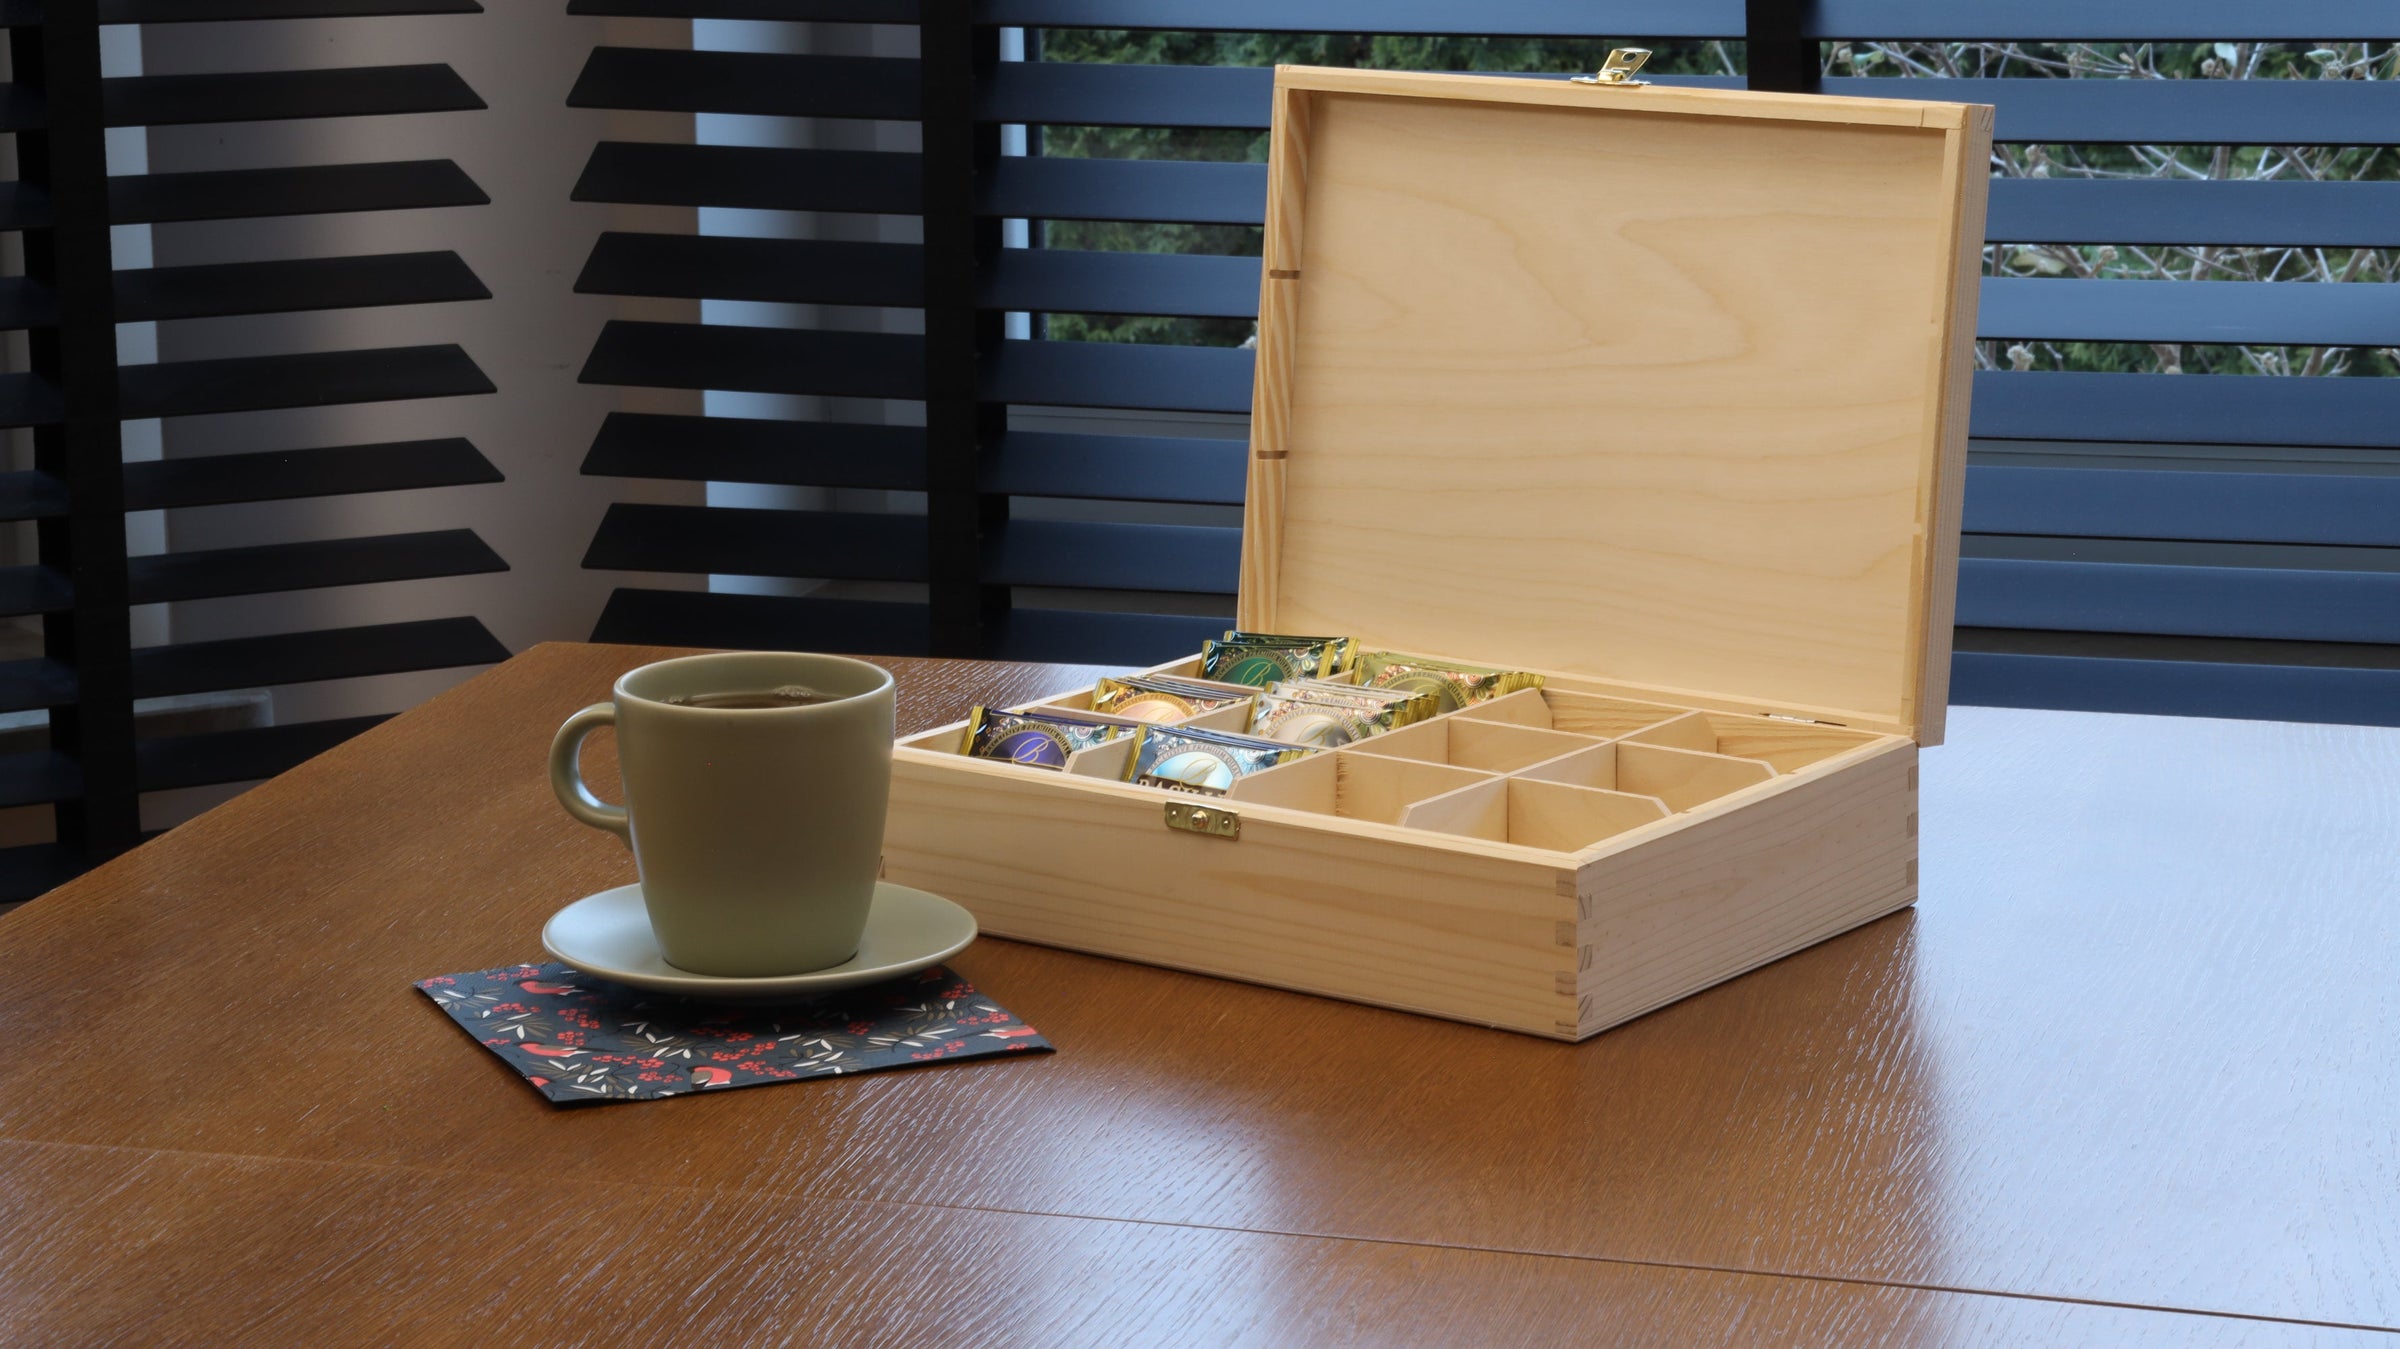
[1163, 799, 1240, 840]
[1572, 48, 1652, 87]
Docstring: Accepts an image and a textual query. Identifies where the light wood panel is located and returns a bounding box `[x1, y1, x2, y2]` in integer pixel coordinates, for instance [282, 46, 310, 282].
[1254, 68, 1984, 736]
[0, 648, 2394, 1335]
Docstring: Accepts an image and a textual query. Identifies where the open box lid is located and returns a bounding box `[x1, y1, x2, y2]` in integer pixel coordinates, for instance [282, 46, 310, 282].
[1235, 65, 1992, 744]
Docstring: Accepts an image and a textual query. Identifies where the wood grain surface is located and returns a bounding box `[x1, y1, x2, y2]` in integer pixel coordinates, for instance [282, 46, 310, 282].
[0, 644, 2392, 1342]
[0, 1138, 2365, 1348]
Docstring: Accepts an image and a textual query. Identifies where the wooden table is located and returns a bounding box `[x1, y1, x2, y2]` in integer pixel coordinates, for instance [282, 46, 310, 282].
[0, 643, 2392, 1345]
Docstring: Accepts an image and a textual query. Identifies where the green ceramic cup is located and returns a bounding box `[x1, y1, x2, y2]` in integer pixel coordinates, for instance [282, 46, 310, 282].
[549, 651, 896, 977]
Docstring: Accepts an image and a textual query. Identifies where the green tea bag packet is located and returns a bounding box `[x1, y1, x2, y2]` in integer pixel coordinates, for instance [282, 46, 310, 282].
[1201, 636, 1348, 686]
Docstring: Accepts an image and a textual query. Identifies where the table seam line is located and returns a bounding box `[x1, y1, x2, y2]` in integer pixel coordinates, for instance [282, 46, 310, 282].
[3, 1134, 2391, 1337]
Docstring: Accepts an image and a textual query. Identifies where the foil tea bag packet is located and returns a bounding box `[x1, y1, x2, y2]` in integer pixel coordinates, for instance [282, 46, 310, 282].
[1223, 631, 1358, 674]
[1090, 674, 1257, 724]
[1201, 634, 1351, 686]
[1247, 691, 1410, 748]
[1268, 680, 1438, 725]
[962, 706, 1141, 770]
[1127, 725, 1315, 795]
[1356, 651, 1545, 714]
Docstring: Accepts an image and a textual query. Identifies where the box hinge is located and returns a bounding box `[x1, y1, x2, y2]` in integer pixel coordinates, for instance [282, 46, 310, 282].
[1163, 799, 1240, 840]
[1571, 48, 1651, 87]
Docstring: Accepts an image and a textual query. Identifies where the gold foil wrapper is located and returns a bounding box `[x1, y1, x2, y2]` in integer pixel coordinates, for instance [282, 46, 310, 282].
[1247, 692, 1410, 748]
[1269, 680, 1438, 726]
[1356, 651, 1545, 714]
[1201, 636, 1346, 686]
[962, 706, 1139, 770]
[1090, 675, 1255, 724]
[1126, 725, 1313, 795]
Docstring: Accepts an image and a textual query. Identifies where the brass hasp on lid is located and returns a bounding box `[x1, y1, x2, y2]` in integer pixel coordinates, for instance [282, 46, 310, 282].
[1163, 799, 1240, 839]
[1571, 48, 1652, 87]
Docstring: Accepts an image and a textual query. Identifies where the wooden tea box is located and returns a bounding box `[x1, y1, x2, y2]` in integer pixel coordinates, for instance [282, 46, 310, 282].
[885, 63, 1993, 1040]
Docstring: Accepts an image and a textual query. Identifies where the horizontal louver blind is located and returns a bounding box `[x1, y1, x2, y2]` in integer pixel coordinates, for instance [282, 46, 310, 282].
[570, 1, 2400, 725]
[0, 2, 507, 902]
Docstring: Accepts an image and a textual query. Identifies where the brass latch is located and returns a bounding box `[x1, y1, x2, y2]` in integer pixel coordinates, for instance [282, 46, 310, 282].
[1572, 48, 1652, 87]
[1164, 799, 1240, 840]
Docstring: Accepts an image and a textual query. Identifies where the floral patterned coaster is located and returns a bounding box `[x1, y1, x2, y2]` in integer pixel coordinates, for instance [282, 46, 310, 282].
[416, 961, 1051, 1104]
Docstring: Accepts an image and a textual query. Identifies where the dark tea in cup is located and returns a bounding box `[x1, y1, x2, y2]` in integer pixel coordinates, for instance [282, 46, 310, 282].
[660, 686, 836, 710]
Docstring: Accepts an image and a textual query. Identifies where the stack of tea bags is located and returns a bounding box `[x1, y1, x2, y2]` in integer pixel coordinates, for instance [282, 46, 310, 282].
[955, 632, 1543, 794]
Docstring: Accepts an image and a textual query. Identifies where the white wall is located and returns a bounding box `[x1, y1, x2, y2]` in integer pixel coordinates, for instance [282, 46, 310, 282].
[136, 10, 702, 735]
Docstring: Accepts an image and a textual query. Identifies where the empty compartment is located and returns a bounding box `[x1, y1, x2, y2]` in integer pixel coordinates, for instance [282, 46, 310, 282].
[1616, 709, 1880, 772]
[1455, 687, 1694, 739]
[1346, 716, 1600, 774]
[1397, 776, 1671, 851]
[1519, 740, 1775, 812]
[1228, 749, 1496, 826]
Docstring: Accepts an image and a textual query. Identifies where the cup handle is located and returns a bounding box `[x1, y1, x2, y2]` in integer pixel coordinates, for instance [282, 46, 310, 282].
[550, 703, 630, 841]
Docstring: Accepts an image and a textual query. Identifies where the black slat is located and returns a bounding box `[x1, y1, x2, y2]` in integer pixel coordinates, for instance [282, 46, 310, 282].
[1822, 76, 2400, 148]
[0, 85, 44, 133]
[102, 65, 485, 128]
[573, 144, 921, 215]
[583, 413, 926, 491]
[111, 160, 488, 225]
[126, 530, 506, 605]
[1989, 181, 2400, 249]
[123, 439, 502, 511]
[981, 62, 1266, 129]
[994, 606, 1229, 665]
[975, 1, 1745, 37]
[576, 234, 924, 307]
[582, 503, 929, 581]
[1958, 537, 2400, 646]
[0, 844, 83, 907]
[984, 249, 1259, 318]
[132, 617, 508, 699]
[571, 0, 915, 15]
[981, 339, 1252, 414]
[136, 715, 392, 793]
[568, 49, 920, 119]
[986, 519, 1239, 593]
[0, 277, 58, 331]
[0, 1, 42, 26]
[580, 322, 927, 400]
[0, 566, 74, 617]
[0, 658, 77, 714]
[1974, 372, 2400, 449]
[982, 157, 1265, 225]
[0, 470, 68, 522]
[1966, 447, 2400, 548]
[0, 373, 64, 428]
[1980, 278, 2400, 347]
[976, 64, 2400, 146]
[0, 752, 81, 809]
[592, 588, 934, 655]
[1810, 0, 2400, 40]
[1953, 632, 2400, 728]
[983, 431, 1246, 505]
[106, 0, 481, 17]
[118, 345, 494, 419]
[0, 182, 54, 232]
[114, 251, 489, 324]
